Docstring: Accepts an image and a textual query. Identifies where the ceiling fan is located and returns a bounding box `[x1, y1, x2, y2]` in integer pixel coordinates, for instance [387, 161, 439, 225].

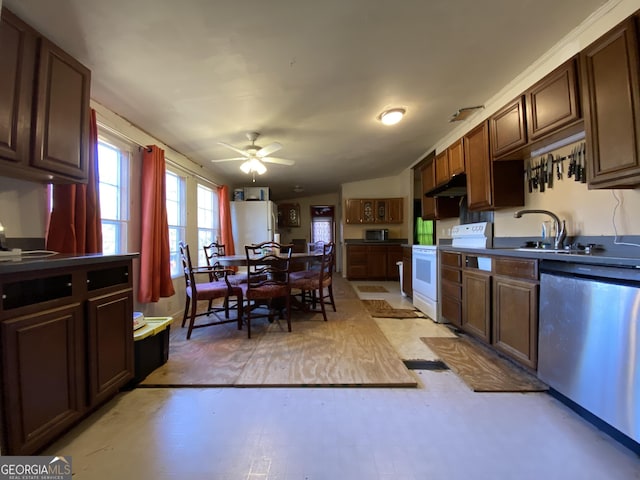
[211, 132, 295, 178]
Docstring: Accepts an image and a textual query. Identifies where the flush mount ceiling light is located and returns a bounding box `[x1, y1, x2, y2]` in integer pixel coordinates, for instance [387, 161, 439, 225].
[378, 108, 406, 126]
[449, 105, 484, 123]
[293, 185, 304, 193]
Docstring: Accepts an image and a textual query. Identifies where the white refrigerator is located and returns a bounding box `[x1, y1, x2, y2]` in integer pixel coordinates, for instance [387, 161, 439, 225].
[230, 200, 276, 251]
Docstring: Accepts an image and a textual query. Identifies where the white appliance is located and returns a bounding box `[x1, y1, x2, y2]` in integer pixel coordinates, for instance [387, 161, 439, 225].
[230, 200, 276, 250]
[412, 245, 439, 322]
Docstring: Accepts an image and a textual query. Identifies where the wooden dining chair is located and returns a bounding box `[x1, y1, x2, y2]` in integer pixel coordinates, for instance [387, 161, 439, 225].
[242, 241, 293, 338]
[179, 241, 244, 340]
[289, 242, 336, 321]
[203, 241, 248, 285]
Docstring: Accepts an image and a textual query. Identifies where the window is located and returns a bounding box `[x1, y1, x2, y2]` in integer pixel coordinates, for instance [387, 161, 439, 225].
[311, 206, 334, 244]
[98, 139, 130, 254]
[197, 184, 219, 266]
[166, 170, 186, 277]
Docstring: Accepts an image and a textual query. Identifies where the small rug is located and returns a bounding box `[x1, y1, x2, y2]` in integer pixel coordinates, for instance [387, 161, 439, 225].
[357, 285, 388, 293]
[362, 299, 422, 318]
[421, 336, 548, 392]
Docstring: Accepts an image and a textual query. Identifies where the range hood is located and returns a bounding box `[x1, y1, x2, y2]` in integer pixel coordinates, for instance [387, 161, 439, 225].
[424, 173, 467, 197]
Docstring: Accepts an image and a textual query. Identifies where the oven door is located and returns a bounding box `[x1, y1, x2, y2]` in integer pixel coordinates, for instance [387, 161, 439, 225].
[412, 246, 439, 321]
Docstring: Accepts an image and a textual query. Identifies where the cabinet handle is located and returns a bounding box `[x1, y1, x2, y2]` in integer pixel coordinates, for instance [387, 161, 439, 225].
[2, 294, 6, 300]
[67, 283, 72, 287]
[86, 279, 91, 284]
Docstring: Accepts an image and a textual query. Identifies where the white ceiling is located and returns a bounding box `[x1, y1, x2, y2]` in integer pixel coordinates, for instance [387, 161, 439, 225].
[4, 0, 609, 200]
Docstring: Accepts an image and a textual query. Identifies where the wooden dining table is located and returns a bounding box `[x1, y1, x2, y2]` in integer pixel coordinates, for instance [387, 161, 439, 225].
[215, 251, 323, 315]
[215, 251, 322, 267]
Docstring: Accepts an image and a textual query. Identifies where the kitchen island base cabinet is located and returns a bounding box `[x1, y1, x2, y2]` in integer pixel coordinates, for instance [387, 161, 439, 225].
[1, 305, 85, 456]
[0, 256, 135, 455]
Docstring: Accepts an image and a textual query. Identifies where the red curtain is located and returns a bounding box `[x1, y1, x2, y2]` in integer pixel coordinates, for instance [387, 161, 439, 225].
[138, 146, 175, 303]
[218, 185, 235, 255]
[46, 109, 102, 254]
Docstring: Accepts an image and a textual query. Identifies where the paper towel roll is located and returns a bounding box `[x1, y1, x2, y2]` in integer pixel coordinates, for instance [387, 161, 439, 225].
[274, 233, 281, 244]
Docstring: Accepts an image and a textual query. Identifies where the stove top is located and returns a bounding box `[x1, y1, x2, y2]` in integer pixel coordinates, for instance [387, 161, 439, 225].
[451, 222, 493, 249]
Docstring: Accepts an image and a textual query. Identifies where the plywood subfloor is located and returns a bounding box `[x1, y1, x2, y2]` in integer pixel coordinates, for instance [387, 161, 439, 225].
[140, 276, 416, 388]
[362, 299, 423, 318]
[421, 336, 548, 392]
[356, 285, 388, 293]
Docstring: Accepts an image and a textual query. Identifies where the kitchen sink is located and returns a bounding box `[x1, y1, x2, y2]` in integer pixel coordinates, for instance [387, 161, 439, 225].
[513, 247, 567, 253]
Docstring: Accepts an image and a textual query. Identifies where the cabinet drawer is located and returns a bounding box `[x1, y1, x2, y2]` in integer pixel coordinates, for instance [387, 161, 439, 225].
[440, 251, 461, 267]
[2, 274, 73, 311]
[87, 264, 131, 291]
[494, 257, 538, 281]
[441, 296, 462, 325]
[441, 281, 462, 300]
[441, 266, 461, 284]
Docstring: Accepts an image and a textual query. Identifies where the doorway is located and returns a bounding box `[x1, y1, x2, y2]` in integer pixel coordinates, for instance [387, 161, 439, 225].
[310, 205, 335, 244]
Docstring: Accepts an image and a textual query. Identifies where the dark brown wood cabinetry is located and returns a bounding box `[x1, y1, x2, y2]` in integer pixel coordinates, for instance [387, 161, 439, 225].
[439, 251, 462, 327]
[462, 268, 491, 343]
[490, 96, 528, 159]
[402, 246, 412, 297]
[420, 156, 459, 220]
[435, 139, 465, 186]
[527, 58, 581, 141]
[0, 8, 90, 184]
[0, 256, 134, 455]
[464, 121, 524, 211]
[464, 122, 493, 210]
[492, 257, 539, 369]
[344, 198, 403, 224]
[346, 244, 402, 280]
[434, 150, 450, 186]
[581, 16, 640, 189]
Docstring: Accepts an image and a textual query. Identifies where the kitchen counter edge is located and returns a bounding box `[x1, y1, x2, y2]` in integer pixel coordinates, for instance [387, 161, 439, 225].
[0, 253, 139, 275]
[438, 246, 640, 268]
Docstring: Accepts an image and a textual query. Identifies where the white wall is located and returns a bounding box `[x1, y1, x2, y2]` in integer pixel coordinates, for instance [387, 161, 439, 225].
[0, 177, 48, 238]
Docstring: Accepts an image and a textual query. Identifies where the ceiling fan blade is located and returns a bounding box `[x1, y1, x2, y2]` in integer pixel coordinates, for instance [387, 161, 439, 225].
[210, 157, 247, 163]
[257, 142, 282, 158]
[261, 157, 295, 166]
[218, 141, 250, 157]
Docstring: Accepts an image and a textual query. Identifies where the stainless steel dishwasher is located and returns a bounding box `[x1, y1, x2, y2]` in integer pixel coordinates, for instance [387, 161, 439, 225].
[538, 260, 640, 445]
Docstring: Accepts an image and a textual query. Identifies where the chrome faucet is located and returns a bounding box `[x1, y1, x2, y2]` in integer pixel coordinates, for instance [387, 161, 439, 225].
[513, 209, 566, 250]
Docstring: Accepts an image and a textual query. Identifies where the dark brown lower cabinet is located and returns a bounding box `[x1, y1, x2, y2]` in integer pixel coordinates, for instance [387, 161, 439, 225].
[402, 246, 412, 297]
[462, 269, 492, 342]
[439, 251, 463, 327]
[1, 305, 85, 456]
[346, 244, 403, 280]
[0, 256, 134, 455]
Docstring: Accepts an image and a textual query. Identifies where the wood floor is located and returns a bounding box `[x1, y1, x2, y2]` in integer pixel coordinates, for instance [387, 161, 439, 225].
[140, 275, 417, 387]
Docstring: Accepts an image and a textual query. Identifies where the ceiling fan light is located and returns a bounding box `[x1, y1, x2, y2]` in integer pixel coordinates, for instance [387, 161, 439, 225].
[379, 108, 406, 126]
[255, 161, 267, 175]
[240, 161, 252, 173]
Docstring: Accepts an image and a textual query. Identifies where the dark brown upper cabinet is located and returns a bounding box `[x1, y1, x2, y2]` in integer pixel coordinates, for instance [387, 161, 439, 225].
[526, 57, 581, 141]
[581, 16, 640, 189]
[0, 9, 36, 167]
[434, 138, 465, 187]
[0, 7, 90, 184]
[420, 159, 459, 220]
[464, 122, 493, 210]
[489, 96, 527, 159]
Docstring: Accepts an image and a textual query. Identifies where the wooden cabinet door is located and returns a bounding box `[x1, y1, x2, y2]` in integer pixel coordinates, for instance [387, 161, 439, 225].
[581, 17, 640, 188]
[374, 199, 388, 223]
[448, 138, 465, 176]
[361, 199, 375, 223]
[386, 198, 403, 223]
[464, 121, 493, 210]
[402, 247, 412, 297]
[0, 9, 36, 167]
[421, 159, 460, 220]
[527, 57, 581, 141]
[462, 270, 491, 343]
[368, 247, 387, 279]
[1, 304, 85, 455]
[434, 150, 450, 186]
[346, 245, 368, 279]
[490, 96, 527, 159]
[386, 245, 403, 280]
[345, 199, 362, 224]
[492, 276, 538, 369]
[86, 290, 134, 407]
[32, 37, 91, 181]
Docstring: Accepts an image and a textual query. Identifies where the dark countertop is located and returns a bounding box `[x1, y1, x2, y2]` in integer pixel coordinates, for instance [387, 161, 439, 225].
[0, 252, 139, 275]
[438, 245, 640, 268]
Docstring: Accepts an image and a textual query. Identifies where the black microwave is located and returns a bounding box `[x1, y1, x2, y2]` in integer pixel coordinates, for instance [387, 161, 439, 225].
[364, 229, 389, 242]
